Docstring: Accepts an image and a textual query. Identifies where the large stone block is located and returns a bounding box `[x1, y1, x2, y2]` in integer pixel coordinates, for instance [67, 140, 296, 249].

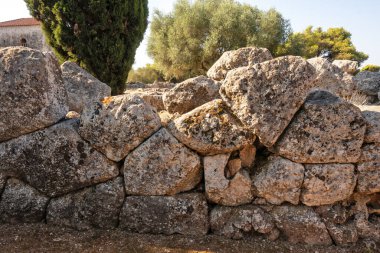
[119, 194, 209, 235]
[0, 119, 119, 197]
[273, 91, 366, 163]
[210, 205, 277, 240]
[356, 162, 380, 194]
[0, 178, 49, 223]
[204, 153, 253, 206]
[361, 110, 380, 144]
[163, 76, 220, 114]
[79, 94, 161, 162]
[332, 60, 358, 75]
[252, 156, 304, 205]
[220, 56, 316, 147]
[271, 205, 332, 245]
[301, 164, 356, 206]
[61, 61, 111, 113]
[207, 47, 273, 81]
[47, 177, 124, 230]
[123, 128, 201, 195]
[354, 71, 380, 96]
[0, 47, 68, 142]
[168, 99, 254, 155]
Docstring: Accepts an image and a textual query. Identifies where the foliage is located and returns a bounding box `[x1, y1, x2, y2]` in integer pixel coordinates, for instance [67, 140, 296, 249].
[277, 26, 368, 64]
[147, 0, 290, 81]
[127, 64, 164, 83]
[25, 0, 149, 94]
[361, 64, 380, 72]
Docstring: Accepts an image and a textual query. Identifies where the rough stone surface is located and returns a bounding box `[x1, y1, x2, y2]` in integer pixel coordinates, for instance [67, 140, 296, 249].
[0, 47, 68, 142]
[359, 143, 380, 162]
[204, 153, 253, 206]
[207, 47, 273, 81]
[239, 144, 256, 168]
[325, 222, 358, 246]
[220, 56, 317, 147]
[315, 204, 352, 225]
[356, 162, 380, 194]
[307, 57, 356, 98]
[61, 61, 111, 113]
[354, 71, 380, 96]
[47, 177, 124, 230]
[163, 76, 221, 114]
[0, 119, 119, 197]
[301, 164, 356, 206]
[332, 60, 358, 75]
[119, 194, 209, 235]
[79, 94, 161, 162]
[124, 87, 168, 111]
[210, 205, 276, 239]
[168, 99, 254, 155]
[123, 128, 201, 196]
[252, 156, 304, 205]
[0, 178, 49, 223]
[271, 205, 332, 245]
[361, 110, 380, 143]
[273, 91, 366, 163]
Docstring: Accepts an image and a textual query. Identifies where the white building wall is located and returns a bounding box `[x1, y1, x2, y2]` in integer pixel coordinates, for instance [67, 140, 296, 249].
[0, 25, 50, 51]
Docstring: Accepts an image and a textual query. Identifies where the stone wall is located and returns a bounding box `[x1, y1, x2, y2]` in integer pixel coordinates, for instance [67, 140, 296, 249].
[0, 25, 50, 51]
[0, 46, 379, 248]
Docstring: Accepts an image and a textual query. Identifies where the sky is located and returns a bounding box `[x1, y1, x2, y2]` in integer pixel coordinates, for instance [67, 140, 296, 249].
[1, 0, 379, 68]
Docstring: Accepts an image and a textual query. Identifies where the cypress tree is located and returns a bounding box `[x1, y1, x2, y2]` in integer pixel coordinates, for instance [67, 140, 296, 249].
[25, 0, 148, 95]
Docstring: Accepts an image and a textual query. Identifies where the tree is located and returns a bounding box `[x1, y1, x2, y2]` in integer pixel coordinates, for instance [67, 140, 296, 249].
[127, 64, 164, 83]
[277, 26, 368, 64]
[147, 0, 290, 81]
[25, 0, 149, 94]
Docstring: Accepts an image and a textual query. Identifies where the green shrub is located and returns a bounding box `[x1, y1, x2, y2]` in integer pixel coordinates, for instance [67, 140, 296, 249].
[361, 64, 380, 72]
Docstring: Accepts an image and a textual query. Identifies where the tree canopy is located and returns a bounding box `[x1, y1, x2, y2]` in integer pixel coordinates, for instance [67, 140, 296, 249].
[25, 0, 149, 94]
[277, 26, 368, 64]
[147, 0, 290, 81]
[127, 64, 164, 83]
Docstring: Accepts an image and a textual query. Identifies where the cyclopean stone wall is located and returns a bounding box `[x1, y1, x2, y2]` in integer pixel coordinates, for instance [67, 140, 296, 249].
[1, 46, 380, 247]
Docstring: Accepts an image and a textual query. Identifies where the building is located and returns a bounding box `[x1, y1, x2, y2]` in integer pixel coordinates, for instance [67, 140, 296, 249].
[0, 18, 50, 51]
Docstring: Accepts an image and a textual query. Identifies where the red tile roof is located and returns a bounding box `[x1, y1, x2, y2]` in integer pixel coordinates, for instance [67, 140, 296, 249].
[0, 18, 40, 27]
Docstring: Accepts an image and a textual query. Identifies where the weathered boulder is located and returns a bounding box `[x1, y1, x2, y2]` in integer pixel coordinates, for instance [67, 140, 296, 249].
[325, 222, 358, 246]
[361, 110, 380, 143]
[204, 153, 253, 206]
[47, 177, 124, 230]
[252, 156, 304, 205]
[0, 47, 68, 142]
[119, 194, 209, 235]
[332, 60, 358, 75]
[354, 71, 380, 96]
[0, 119, 119, 197]
[301, 164, 356, 206]
[124, 87, 167, 111]
[239, 144, 256, 168]
[0, 178, 49, 223]
[123, 128, 201, 195]
[79, 95, 161, 162]
[207, 47, 273, 81]
[220, 56, 316, 147]
[353, 195, 380, 241]
[356, 162, 380, 194]
[163, 76, 220, 114]
[168, 99, 254, 155]
[210, 205, 277, 240]
[271, 205, 332, 245]
[61, 61, 111, 113]
[307, 57, 356, 98]
[273, 91, 366, 163]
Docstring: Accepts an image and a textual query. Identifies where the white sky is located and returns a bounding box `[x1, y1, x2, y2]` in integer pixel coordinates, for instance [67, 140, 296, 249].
[1, 0, 379, 67]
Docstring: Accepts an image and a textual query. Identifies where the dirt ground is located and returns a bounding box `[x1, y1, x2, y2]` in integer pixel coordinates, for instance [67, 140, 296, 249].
[0, 224, 378, 253]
